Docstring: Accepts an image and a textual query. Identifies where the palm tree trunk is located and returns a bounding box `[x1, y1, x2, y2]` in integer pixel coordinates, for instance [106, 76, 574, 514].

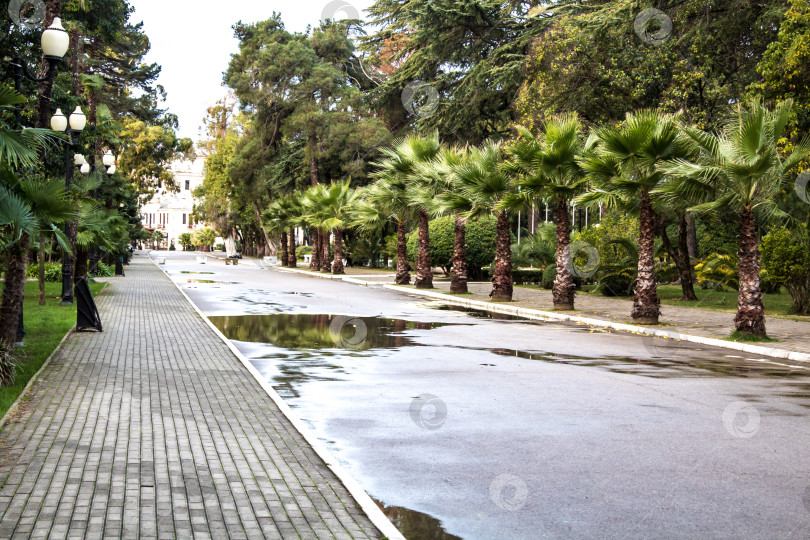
[395, 220, 411, 285]
[310, 229, 320, 270]
[414, 209, 433, 288]
[450, 214, 468, 294]
[676, 213, 697, 301]
[333, 228, 345, 274]
[632, 193, 660, 324]
[280, 231, 289, 267]
[320, 229, 331, 272]
[491, 211, 513, 302]
[0, 235, 29, 353]
[553, 198, 575, 310]
[288, 227, 297, 268]
[38, 234, 47, 306]
[735, 206, 766, 336]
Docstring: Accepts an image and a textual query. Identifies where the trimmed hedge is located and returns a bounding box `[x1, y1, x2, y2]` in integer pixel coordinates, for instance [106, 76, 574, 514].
[512, 269, 544, 285]
[407, 215, 497, 275]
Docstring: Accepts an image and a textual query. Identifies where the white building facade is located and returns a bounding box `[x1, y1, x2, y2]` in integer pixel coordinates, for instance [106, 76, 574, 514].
[140, 153, 208, 249]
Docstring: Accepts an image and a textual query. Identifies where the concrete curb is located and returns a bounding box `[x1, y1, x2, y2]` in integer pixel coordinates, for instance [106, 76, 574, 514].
[152, 257, 404, 540]
[274, 266, 382, 287]
[380, 285, 810, 363]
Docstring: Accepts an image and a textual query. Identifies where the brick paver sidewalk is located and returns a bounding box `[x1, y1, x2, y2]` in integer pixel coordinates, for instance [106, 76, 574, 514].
[0, 257, 382, 539]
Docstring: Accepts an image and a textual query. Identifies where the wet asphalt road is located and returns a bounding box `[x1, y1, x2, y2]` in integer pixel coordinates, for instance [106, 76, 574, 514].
[154, 252, 810, 539]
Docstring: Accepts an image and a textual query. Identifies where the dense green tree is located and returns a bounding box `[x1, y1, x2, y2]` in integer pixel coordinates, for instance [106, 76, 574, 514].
[516, 0, 785, 130]
[363, 0, 550, 142]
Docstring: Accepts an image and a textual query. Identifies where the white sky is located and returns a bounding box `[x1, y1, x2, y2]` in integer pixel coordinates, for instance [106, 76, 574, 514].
[130, 0, 374, 140]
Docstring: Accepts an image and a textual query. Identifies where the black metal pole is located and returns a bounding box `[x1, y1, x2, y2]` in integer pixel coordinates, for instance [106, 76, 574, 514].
[60, 129, 75, 305]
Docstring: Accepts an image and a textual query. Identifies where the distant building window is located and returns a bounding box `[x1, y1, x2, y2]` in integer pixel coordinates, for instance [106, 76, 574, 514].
[185, 180, 190, 190]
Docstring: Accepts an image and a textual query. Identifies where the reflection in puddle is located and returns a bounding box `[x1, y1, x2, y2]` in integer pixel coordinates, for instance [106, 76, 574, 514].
[209, 313, 450, 351]
[433, 304, 526, 321]
[374, 499, 461, 540]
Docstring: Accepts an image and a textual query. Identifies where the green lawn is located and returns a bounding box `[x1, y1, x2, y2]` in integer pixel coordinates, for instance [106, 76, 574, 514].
[0, 280, 106, 419]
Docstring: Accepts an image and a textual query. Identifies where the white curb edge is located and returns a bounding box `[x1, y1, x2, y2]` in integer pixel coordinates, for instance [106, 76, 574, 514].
[151, 257, 405, 540]
[378, 285, 810, 363]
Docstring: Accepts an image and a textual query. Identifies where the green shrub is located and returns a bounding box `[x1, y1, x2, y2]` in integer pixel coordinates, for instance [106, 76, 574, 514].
[655, 260, 679, 283]
[512, 223, 556, 269]
[407, 215, 496, 276]
[593, 238, 637, 297]
[25, 262, 62, 282]
[695, 218, 737, 258]
[96, 263, 114, 277]
[760, 226, 810, 313]
[596, 271, 635, 296]
[695, 253, 739, 291]
[169, 242, 176, 251]
[512, 269, 544, 285]
[542, 265, 556, 289]
[296, 245, 313, 258]
[577, 213, 640, 267]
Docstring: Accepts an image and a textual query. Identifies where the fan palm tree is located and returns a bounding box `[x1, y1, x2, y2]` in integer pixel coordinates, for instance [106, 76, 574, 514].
[579, 110, 686, 324]
[659, 99, 810, 336]
[446, 141, 516, 301]
[504, 115, 589, 310]
[425, 146, 469, 293]
[265, 197, 299, 267]
[0, 84, 66, 359]
[380, 133, 442, 288]
[353, 175, 414, 284]
[316, 181, 358, 274]
[0, 176, 73, 355]
[0, 85, 64, 168]
[299, 184, 330, 272]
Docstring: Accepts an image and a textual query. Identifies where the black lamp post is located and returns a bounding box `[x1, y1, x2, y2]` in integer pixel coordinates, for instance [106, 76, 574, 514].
[6, 18, 70, 344]
[50, 107, 87, 305]
[88, 150, 117, 275]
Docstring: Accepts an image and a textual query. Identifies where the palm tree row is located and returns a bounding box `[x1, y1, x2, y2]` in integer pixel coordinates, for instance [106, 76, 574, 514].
[263, 99, 808, 339]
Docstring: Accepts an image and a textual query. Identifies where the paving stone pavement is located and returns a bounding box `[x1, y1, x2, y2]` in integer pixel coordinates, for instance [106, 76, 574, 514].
[0, 257, 383, 539]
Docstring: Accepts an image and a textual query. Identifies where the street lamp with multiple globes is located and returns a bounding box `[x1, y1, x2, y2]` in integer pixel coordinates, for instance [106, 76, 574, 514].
[50, 106, 87, 305]
[7, 18, 70, 344]
[78, 148, 117, 275]
[9, 18, 70, 127]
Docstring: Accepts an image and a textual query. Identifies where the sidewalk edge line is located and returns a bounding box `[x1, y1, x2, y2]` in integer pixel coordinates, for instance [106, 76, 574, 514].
[0, 324, 75, 431]
[153, 258, 405, 540]
[377, 284, 810, 364]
